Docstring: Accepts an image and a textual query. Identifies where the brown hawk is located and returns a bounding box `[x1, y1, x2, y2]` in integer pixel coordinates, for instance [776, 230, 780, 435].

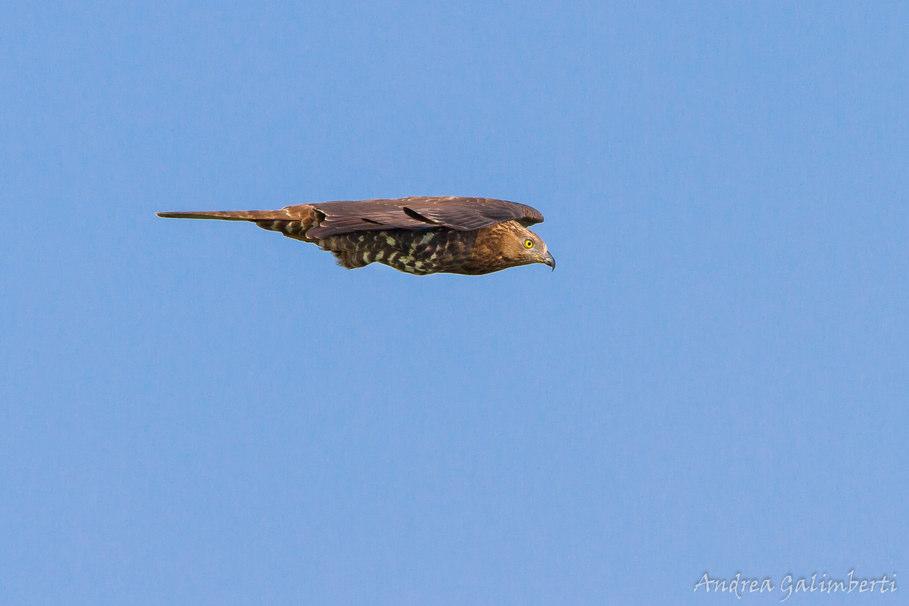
[157, 196, 555, 275]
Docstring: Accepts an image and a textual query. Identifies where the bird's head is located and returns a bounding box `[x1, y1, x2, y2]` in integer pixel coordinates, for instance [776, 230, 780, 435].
[496, 221, 556, 270]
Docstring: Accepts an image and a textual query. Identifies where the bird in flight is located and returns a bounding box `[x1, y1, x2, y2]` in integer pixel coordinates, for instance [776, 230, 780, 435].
[157, 196, 555, 275]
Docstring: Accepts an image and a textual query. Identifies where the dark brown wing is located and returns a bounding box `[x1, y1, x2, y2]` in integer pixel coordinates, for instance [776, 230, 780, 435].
[304, 196, 544, 238]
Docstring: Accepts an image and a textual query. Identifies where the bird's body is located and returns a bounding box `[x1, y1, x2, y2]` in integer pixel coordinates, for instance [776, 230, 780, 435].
[158, 196, 554, 275]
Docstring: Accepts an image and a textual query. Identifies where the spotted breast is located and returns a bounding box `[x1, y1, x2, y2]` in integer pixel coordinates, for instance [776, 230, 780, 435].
[318, 229, 476, 274]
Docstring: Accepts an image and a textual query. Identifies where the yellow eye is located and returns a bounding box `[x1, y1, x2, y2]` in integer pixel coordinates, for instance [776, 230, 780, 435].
[523, 238, 535, 249]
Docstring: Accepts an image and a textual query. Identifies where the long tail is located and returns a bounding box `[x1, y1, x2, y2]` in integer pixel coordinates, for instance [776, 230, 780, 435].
[156, 210, 293, 221]
[157, 205, 319, 242]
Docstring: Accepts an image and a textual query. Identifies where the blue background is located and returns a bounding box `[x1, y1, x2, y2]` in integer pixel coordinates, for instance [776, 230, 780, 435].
[2, 3, 906, 604]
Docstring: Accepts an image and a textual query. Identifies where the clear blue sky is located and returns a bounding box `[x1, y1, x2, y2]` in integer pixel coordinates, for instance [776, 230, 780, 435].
[2, 3, 906, 604]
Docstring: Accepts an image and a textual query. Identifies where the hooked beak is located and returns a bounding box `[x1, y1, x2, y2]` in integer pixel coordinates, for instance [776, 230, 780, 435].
[542, 251, 556, 271]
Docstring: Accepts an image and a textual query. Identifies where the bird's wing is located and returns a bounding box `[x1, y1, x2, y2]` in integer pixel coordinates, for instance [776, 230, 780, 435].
[304, 196, 544, 238]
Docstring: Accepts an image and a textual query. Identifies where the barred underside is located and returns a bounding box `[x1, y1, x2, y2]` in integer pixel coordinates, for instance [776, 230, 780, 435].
[257, 219, 476, 274]
[321, 229, 477, 274]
